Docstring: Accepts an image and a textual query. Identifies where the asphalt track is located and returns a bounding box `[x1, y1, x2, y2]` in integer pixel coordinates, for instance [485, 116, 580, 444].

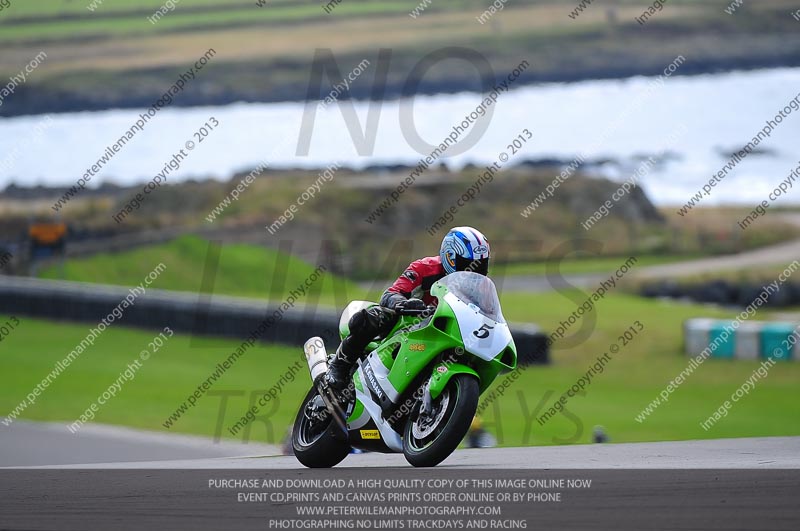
[0, 420, 281, 467]
[3, 434, 796, 470]
[2, 434, 799, 530]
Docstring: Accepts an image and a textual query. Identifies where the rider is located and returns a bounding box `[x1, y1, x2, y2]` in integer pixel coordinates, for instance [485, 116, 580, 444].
[325, 226, 490, 390]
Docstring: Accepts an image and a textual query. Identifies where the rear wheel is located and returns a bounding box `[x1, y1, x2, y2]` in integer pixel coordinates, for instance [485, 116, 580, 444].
[403, 374, 479, 467]
[292, 386, 351, 468]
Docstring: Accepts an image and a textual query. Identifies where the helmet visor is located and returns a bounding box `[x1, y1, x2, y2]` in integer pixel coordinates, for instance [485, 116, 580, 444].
[455, 256, 489, 276]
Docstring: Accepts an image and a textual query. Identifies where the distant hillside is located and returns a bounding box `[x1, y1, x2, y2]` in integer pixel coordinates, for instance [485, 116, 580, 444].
[8, 164, 799, 279]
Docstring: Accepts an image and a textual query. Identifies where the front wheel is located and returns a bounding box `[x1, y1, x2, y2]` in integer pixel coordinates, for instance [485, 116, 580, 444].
[403, 374, 479, 467]
[292, 386, 351, 468]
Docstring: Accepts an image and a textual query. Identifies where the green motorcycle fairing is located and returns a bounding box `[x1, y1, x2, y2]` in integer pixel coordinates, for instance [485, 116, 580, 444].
[344, 275, 517, 434]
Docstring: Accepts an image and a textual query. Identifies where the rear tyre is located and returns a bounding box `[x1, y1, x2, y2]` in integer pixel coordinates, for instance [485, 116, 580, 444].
[292, 386, 351, 468]
[403, 374, 479, 467]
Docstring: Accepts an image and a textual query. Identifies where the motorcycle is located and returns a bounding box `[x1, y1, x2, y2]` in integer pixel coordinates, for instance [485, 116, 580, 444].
[292, 271, 517, 468]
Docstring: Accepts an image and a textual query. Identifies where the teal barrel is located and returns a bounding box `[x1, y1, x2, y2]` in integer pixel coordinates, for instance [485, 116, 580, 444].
[707, 321, 735, 358]
[760, 323, 797, 361]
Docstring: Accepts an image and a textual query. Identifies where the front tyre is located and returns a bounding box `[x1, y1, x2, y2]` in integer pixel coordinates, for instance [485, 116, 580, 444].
[292, 386, 351, 468]
[403, 374, 479, 468]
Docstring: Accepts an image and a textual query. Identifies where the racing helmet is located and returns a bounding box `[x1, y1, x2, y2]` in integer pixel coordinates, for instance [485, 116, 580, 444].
[439, 226, 490, 275]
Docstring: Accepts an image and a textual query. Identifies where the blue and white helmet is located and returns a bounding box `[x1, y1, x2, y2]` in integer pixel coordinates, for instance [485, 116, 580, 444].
[440, 226, 490, 275]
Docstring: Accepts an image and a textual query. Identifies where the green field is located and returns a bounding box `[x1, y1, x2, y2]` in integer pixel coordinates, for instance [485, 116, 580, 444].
[0, 2, 430, 43]
[40, 235, 366, 306]
[0, 0, 485, 43]
[3, 284, 799, 446]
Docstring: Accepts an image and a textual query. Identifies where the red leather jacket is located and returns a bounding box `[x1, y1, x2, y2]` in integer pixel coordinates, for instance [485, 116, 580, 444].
[380, 256, 446, 309]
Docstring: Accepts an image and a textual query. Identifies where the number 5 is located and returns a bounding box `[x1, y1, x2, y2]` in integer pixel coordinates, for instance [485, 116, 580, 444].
[473, 324, 494, 339]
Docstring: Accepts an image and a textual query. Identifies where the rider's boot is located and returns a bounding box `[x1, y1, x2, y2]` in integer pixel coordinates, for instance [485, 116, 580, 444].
[324, 343, 358, 391]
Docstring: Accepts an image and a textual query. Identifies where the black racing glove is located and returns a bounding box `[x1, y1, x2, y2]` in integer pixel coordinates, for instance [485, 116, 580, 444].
[394, 298, 426, 312]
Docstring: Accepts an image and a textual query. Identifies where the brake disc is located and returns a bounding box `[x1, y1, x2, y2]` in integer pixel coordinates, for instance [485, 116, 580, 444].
[412, 390, 450, 440]
[305, 395, 327, 422]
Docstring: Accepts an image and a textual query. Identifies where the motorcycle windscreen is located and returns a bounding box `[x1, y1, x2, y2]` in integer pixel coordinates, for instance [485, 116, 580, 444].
[435, 271, 506, 323]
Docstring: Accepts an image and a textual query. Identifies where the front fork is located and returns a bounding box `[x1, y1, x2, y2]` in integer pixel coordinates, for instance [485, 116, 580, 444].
[419, 379, 434, 418]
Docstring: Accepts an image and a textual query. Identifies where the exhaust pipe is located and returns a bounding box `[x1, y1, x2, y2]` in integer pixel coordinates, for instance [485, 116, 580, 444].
[304, 337, 328, 383]
[304, 336, 349, 438]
